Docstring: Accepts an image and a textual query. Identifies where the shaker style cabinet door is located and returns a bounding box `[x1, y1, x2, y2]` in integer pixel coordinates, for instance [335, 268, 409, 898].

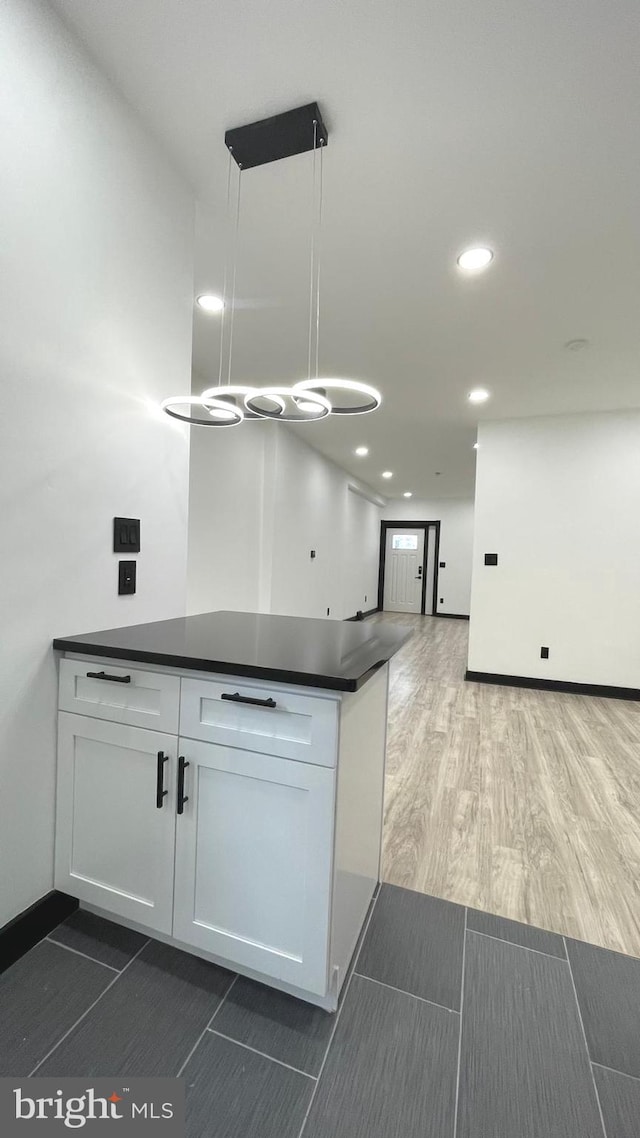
[172, 738, 336, 996]
[55, 712, 177, 934]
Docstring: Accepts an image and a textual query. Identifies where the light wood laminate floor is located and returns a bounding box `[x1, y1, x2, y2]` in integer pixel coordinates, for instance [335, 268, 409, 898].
[378, 613, 640, 958]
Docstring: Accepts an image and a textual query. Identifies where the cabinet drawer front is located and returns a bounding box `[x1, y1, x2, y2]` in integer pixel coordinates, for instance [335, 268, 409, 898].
[59, 658, 180, 733]
[180, 678, 338, 766]
[173, 738, 335, 996]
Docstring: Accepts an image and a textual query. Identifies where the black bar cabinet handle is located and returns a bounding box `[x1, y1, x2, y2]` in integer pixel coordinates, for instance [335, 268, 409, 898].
[156, 751, 169, 809]
[86, 670, 131, 684]
[177, 756, 189, 815]
[221, 691, 277, 709]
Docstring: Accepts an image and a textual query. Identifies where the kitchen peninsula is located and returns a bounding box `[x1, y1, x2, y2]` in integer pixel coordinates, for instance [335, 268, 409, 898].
[52, 611, 410, 1010]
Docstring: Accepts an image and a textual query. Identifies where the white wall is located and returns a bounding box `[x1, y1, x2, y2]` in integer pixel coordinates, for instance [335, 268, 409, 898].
[187, 421, 267, 615]
[343, 487, 382, 620]
[468, 412, 640, 687]
[269, 430, 381, 620]
[382, 498, 475, 615]
[0, 0, 194, 927]
[187, 424, 382, 621]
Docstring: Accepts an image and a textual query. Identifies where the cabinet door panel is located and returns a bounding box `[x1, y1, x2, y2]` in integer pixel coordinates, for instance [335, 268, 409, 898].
[173, 739, 335, 996]
[55, 713, 176, 934]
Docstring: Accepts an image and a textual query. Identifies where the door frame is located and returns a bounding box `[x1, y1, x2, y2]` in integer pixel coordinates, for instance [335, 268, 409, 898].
[377, 520, 441, 616]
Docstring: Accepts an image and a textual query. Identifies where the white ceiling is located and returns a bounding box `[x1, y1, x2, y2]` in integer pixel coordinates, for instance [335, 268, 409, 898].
[51, 0, 640, 498]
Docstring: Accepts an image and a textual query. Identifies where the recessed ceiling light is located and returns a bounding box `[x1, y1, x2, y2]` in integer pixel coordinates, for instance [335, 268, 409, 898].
[403, 491, 413, 498]
[355, 446, 369, 457]
[382, 471, 393, 479]
[457, 247, 494, 273]
[196, 294, 224, 313]
[468, 388, 490, 403]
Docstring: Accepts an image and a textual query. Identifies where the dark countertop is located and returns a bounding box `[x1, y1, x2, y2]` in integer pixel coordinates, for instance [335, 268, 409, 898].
[53, 610, 412, 692]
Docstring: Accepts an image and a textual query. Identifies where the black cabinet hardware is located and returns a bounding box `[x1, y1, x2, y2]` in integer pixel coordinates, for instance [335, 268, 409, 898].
[177, 756, 189, 815]
[156, 751, 169, 809]
[86, 671, 131, 684]
[221, 692, 277, 709]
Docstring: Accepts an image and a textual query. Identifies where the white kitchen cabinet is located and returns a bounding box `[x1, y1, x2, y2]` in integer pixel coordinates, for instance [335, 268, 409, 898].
[54, 651, 390, 1009]
[172, 738, 335, 995]
[55, 712, 177, 935]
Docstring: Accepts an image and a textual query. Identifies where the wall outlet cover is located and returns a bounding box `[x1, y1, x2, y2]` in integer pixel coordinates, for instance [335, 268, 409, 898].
[484, 553, 498, 566]
[118, 560, 136, 595]
[540, 646, 549, 659]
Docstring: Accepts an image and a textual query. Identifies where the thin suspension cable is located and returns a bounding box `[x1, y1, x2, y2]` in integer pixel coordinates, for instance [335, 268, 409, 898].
[307, 119, 318, 383]
[226, 163, 243, 387]
[217, 146, 234, 388]
[314, 138, 324, 381]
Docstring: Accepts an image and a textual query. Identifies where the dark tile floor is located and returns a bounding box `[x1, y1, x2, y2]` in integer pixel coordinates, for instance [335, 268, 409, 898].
[2, 884, 640, 1137]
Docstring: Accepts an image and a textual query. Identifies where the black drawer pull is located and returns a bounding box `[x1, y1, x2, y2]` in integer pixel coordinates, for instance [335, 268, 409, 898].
[221, 692, 277, 709]
[177, 756, 189, 815]
[86, 671, 131, 684]
[156, 751, 169, 809]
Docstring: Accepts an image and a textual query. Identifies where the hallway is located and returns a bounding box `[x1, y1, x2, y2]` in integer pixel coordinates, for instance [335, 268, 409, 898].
[379, 614, 640, 958]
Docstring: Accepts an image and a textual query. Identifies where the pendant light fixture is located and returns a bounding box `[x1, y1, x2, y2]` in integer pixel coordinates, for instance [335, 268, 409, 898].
[162, 103, 382, 426]
[161, 394, 243, 426]
[293, 378, 381, 415]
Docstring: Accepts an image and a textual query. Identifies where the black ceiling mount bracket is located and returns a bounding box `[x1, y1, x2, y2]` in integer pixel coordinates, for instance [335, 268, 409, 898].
[224, 102, 328, 170]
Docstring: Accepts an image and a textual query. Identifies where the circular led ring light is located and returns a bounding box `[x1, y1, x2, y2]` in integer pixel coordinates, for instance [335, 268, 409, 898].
[293, 378, 381, 415]
[201, 384, 286, 421]
[161, 395, 243, 426]
[244, 386, 331, 422]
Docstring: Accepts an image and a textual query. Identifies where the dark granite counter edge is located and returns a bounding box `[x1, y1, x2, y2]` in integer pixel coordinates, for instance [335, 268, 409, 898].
[52, 637, 390, 693]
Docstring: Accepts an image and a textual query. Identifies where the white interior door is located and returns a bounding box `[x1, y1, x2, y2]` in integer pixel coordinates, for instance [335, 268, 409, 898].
[383, 528, 425, 613]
